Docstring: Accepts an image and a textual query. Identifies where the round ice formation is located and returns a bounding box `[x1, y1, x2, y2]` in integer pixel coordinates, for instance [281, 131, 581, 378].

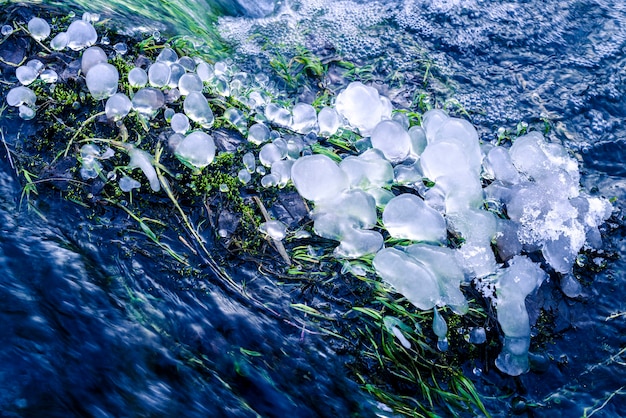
[128, 67, 148, 88]
[291, 154, 348, 202]
[339, 149, 394, 190]
[148, 62, 171, 87]
[86, 63, 119, 100]
[318, 107, 340, 136]
[178, 73, 203, 95]
[131, 88, 165, 118]
[290, 103, 318, 134]
[335, 81, 391, 136]
[265, 103, 292, 127]
[259, 143, 283, 167]
[105, 93, 132, 121]
[6, 86, 36, 107]
[259, 220, 287, 240]
[18, 105, 36, 120]
[248, 123, 270, 145]
[183, 92, 214, 128]
[1, 24, 13, 36]
[170, 113, 190, 134]
[66, 20, 98, 50]
[119, 176, 141, 192]
[81, 46, 108, 75]
[156, 47, 178, 64]
[40, 69, 58, 83]
[370, 119, 411, 163]
[50, 32, 68, 50]
[421, 109, 449, 142]
[174, 131, 216, 168]
[168, 63, 185, 88]
[27, 17, 50, 41]
[16, 65, 39, 85]
[382, 193, 447, 243]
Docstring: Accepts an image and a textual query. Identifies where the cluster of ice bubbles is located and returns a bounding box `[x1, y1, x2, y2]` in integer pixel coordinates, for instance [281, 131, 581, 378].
[4, 13, 613, 377]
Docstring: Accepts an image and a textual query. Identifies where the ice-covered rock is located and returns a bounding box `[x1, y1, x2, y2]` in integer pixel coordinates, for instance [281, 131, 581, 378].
[335, 81, 391, 136]
[86, 63, 119, 100]
[174, 131, 216, 169]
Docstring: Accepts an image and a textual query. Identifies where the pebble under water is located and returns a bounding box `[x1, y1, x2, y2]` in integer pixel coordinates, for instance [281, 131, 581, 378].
[1, 0, 626, 417]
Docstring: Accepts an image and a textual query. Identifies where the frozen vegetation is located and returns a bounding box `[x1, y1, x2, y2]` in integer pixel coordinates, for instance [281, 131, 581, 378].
[3, 13, 614, 378]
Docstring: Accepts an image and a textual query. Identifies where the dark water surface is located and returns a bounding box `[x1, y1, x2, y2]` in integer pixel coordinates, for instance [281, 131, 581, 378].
[1, 0, 626, 417]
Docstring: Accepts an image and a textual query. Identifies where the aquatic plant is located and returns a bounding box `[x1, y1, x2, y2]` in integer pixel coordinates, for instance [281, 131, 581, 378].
[0, 8, 615, 417]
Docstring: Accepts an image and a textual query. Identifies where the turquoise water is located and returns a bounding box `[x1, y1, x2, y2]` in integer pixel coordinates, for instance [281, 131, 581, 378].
[1, 0, 625, 416]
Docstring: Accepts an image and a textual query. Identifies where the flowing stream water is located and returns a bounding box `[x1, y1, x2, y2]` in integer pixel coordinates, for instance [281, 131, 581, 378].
[1, 0, 625, 417]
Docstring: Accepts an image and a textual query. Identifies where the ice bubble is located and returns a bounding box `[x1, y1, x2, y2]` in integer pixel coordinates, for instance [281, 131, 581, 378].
[178, 73, 203, 95]
[113, 42, 127, 55]
[243, 152, 256, 173]
[291, 103, 318, 134]
[66, 20, 98, 50]
[373, 247, 441, 310]
[170, 113, 190, 134]
[18, 105, 36, 120]
[168, 133, 184, 150]
[214, 61, 228, 75]
[260, 174, 279, 188]
[86, 63, 119, 100]
[128, 147, 160, 192]
[318, 107, 340, 137]
[1, 25, 13, 36]
[213, 75, 230, 96]
[420, 139, 476, 180]
[432, 118, 482, 173]
[168, 63, 185, 88]
[244, 124, 269, 147]
[148, 62, 171, 88]
[265, 103, 292, 127]
[16, 65, 39, 85]
[119, 176, 141, 192]
[271, 159, 294, 188]
[339, 149, 394, 189]
[50, 32, 68, 50]
[484, 146, 521, 184]
[156, 47, 178, 64]
[224, 108, 247, 133]
[421, 109, 449, 142]
[408, 125, 428, 156]
[404, 244, 468, 314]
[105, 93, 132, 121]
[495, 255, 546, 376]
[28, 17, 51, 41]
[370, 119, 411, 163]
[335, 81, 391, 136]
[291, 154, 349, 202]
[183, 92, 214, 128]
[40, 69, 58, 83]
[196, 61, 213, 81]
[259, 220, 287, 240]
[383, 194, 447, 243]
[177, 56, 196, 72]
[259, 143, 283, 167]
[319, 189, 378, 229]
[132, 87, 165, 118]
[6, 86, 36, 107]
[128, 67, 148, 88]
[448, 210, 498, 278]
[238, 169, 251, 184]
[79, 144, 102, 179]
[334, 227, 383, 259]
[174, 131, 216, 168]
[424, 174, 484, 213]
[26, 59, 44, 73]
[81, 46, 108, 75]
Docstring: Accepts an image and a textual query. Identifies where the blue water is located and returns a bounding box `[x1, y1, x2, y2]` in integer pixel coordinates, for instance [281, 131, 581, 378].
[1, 0, 626, 416]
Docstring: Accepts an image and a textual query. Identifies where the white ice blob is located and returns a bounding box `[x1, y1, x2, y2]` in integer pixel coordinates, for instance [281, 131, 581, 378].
[105, 93, 132, 121]
[86, 63, 119, 100]
[174, 131, 216, 168]
[66, 20, 98, 51]
[28, 17, 50, 41]
[291, 154, 348, 202]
